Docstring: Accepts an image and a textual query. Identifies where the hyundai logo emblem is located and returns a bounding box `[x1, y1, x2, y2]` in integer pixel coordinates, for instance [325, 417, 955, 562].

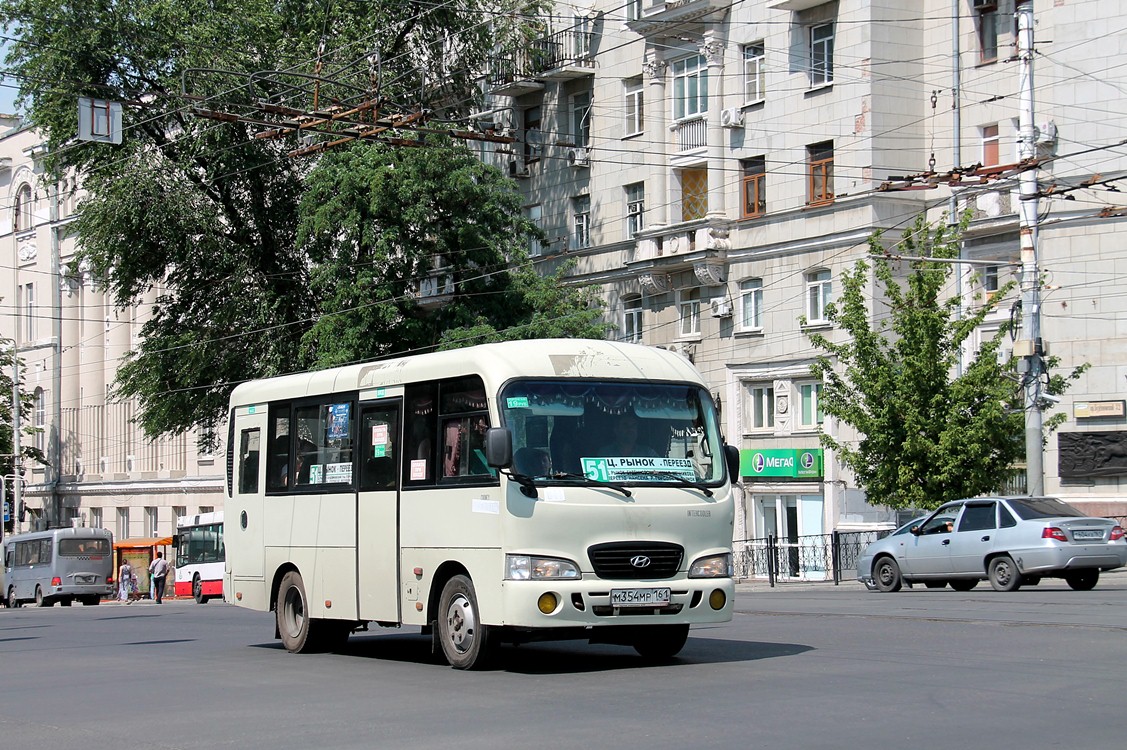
[630, 555, 652, 568]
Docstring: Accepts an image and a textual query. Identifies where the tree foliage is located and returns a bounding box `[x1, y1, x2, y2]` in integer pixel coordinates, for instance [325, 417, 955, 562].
[806, 213, 1083, 511]
[0, 0, 593, 442]
[0, 338, 47, 512]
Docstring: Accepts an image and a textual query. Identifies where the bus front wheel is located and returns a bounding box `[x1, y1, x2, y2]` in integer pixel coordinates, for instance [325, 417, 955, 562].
[193, 575, 208, 604]
[437, 575, 496, 670]
[6, 587, 18, 608]
[632, 624, 690, 660]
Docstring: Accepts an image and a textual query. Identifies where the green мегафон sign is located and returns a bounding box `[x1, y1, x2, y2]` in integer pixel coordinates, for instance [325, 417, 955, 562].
[740, 448, 824, 479]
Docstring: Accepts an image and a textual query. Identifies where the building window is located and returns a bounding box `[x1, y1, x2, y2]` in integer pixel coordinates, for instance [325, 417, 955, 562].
[14, 183, 32, 232]
[146, 506, 158, 536]
[680, 167, 708, 222]
[671, 54, 708, 120]
[572, 195, 591, 250]
[743, 42, 766, 102]
[798, 382, 825, 428]
[679, 288, 701, 337]
[983, 264, 1001, 299]
[624, 78, 644, 137]
[33, 387, 45, 452]
[21, 282, 35, 341]
[524, 105, 542, 162]
[982, 124, 1000, 167]
[746, 383, 775, 430]
[525, 204, 543, 257]
[806, 269, 832, 324]
[572, 90, 592, 147]
[622, 296, 643, 343]
[976, 2, 999, 64]
[173, 506, 186, 524]
[740, 278, 764, 331]
[117, 507, 130, 541]
[625, 0, 642, 22]
[810, 23, 834, 87]
[807, 141, 834, 206]
[90, 507, 102, 529]
[741, 157, 766, 218]
[625, 182, 645, 236]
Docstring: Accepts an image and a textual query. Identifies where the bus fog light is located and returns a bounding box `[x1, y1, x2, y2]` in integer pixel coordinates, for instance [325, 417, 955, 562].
[537, 592, 559, 614]
[708, 589, 727, 610]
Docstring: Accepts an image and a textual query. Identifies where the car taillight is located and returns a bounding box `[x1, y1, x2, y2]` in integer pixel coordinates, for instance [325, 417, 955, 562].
[51, 576, 62, 587]
[1042, 527, 1069, 542]
[1111, 526, 1124, 541]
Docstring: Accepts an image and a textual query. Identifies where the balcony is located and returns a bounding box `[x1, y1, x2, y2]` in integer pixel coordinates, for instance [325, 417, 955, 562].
[487, 49, 545, 97]
[626, 217, 731, 293]
[626, 0, 731, 37]
[532, 29, 596, 81]
[671, 114, 707, 156]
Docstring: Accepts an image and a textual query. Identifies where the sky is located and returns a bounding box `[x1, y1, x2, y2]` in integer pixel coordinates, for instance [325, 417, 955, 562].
[0, 36, 18, 116]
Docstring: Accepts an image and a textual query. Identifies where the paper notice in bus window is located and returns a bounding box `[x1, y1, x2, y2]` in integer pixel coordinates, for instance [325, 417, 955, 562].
[309, 464, 324, 483]
[328, 403, 350, 440]
[372, 424, 388, 445]
[410, 459, 427, 481]
[373, 444, 386, 458]
[326, 462, 351, 483]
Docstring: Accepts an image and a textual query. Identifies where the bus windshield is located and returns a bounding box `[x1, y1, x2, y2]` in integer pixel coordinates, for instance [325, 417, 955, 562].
[500, 380, 725, 485]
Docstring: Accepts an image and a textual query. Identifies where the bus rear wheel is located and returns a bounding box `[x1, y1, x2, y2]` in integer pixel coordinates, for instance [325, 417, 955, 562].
[34, 586, 48, 607]
[437, 575, 496, 670]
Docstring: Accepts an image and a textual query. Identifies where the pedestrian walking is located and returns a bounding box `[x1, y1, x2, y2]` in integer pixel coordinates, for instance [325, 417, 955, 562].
[148, 552, 169, 604]
[118, 559, 134, 604]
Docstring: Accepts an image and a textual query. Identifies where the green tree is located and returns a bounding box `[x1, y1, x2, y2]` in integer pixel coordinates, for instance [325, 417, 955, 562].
[1, 338, 47, 530]
[806, 214, 1084, 511]
[297, 140, 607, 367]
[0, 0, 560, 441]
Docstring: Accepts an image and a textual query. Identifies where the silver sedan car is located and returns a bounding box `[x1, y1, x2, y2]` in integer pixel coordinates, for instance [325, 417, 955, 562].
[858, 496, 1127, 592]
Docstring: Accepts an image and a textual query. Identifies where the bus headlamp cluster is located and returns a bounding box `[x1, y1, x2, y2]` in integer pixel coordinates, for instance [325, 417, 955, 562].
[688, 553, 732, 578]
[506, 555, 581, 581]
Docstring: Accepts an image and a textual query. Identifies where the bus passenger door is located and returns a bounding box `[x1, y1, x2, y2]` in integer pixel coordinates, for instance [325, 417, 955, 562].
[357, 403, 401, 623]
[229, 417, 266, 580]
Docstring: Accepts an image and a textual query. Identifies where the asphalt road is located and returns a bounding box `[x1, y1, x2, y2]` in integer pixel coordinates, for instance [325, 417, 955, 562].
[1, 574, 1124, 750]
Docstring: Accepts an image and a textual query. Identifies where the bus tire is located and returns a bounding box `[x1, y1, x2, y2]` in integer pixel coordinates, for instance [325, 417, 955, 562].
[277, 571, 318, 653]
[193, 575, 208, 604]
[34, 586, 48, 607]
[6, 586, 18, 608]
[437, 575, 496, 670]
[632, 624, 690, 660]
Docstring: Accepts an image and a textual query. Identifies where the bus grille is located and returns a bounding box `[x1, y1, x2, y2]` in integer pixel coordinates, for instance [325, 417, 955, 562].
[587, 542, 684, 580]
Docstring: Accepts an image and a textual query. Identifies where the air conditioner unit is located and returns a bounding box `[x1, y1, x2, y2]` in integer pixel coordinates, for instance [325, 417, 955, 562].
[508, 158, 530, 178]
[568, 147, 590, 168]
[1036, 121, 1057, 145]
[709, 299, 732, 318]
[720, 107, 744, 129]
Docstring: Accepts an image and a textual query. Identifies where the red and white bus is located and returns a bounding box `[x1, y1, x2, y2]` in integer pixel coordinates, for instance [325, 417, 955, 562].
[174, 511, 224, 603]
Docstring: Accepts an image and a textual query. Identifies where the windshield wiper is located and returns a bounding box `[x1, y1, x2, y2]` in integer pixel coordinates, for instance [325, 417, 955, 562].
[624, 471, 713, 497]
[546, 472, 633, 498]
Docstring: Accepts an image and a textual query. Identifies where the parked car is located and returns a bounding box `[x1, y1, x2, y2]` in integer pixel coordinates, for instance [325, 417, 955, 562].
[858, 496, 1127, 592]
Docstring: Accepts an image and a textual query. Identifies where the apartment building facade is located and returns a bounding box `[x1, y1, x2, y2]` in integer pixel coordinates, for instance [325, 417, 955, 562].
[1, 116, 224, 540]
[478, 0, 1127, 547]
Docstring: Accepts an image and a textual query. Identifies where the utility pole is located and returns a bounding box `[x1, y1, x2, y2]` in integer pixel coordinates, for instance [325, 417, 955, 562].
[1015, 0, 1044, 497]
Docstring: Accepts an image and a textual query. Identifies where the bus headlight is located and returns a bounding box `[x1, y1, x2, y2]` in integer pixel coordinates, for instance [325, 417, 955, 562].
[506, 555, 581, 581]
[689, 553, 732, 578]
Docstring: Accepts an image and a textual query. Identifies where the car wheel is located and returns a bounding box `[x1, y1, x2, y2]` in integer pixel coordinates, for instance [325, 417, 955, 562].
[949, 579, 978, 592]
[1065, 570, 1099, 591]
[437, 574, 496, 669]
[924, 581, 947, 589]
[873, 556, 903, 593]
[988, 555, 1022, 592]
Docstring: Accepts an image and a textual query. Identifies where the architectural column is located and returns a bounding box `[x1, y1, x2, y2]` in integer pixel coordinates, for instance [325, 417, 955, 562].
[643, 49, 668, 228]
[702, 30, 726, 218]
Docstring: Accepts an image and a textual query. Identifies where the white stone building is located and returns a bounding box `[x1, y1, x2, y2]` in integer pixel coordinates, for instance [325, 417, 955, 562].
[0, 116, 224, 540]
[476, 0, 1127, 547]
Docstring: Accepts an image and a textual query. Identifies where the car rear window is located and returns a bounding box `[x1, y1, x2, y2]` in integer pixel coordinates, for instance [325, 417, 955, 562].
[1007, 497, 1085, 520]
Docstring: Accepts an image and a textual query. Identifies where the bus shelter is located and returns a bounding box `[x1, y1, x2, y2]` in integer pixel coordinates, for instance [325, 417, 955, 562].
[113, 537, 173, 598]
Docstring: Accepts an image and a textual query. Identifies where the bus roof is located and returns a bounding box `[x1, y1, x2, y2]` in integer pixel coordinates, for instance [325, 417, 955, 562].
[229, 339, 705, 407]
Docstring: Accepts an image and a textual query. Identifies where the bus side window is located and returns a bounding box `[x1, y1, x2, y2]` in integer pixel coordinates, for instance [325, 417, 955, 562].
[267, 408, 291, 491]
[405, 384, 437, 484]
[239, 428, 261, 495]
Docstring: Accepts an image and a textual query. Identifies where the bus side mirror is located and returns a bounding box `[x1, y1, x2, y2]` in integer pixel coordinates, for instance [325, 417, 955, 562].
[724, 444, 740, 482]
[485, 428, 513, 469]
[171, 534, 180, 549]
